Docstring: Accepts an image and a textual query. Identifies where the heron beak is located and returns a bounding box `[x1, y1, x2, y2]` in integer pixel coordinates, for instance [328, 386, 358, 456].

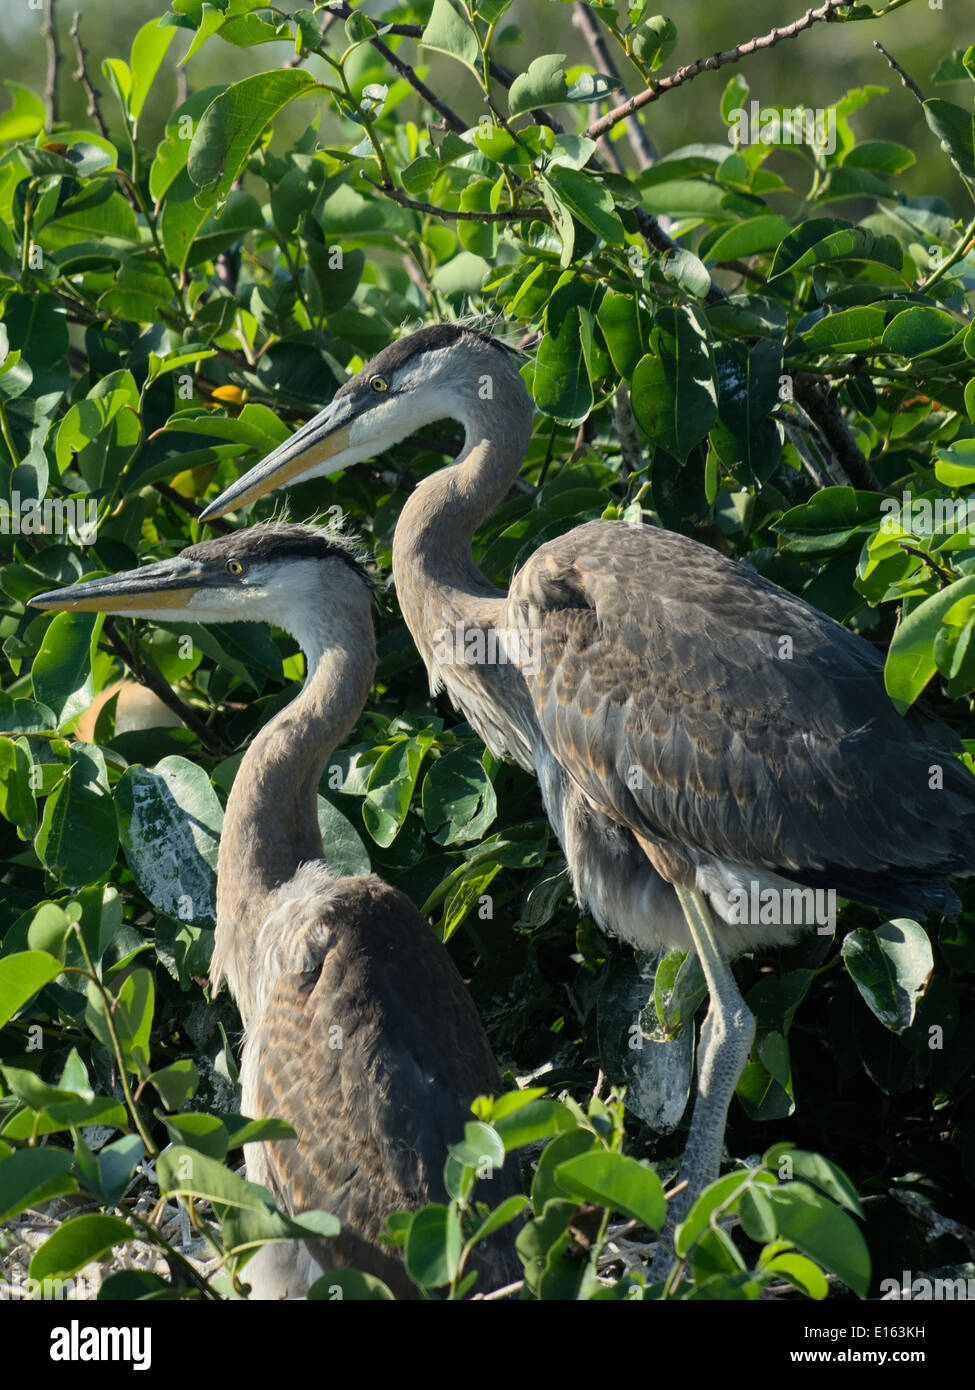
[199, 394, 356, 523]
[30, 556, 208, 614]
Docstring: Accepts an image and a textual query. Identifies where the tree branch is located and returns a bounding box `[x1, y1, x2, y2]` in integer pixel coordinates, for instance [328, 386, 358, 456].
[360, 174, 547, 221]
[360, 30, 467, 134]
[69, 11, 109, 140]
[572, 2, 656, 171]
[873, 40, 926, 105]
[585, 0, 854, 142]
[43, 0, 62, 129]
[792, 374, 880, 490]
[154, 481, 232, 535]
[103, 619, 231, 757]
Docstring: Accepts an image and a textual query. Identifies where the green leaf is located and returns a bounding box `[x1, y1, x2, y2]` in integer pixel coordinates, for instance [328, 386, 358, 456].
[736, 1029, 795, 1121]
[362, 734, 434, 847]
[161, 1112, 229, 1159]
[842, 918, 934, 1032]
[844, 140, 915, 174]
[115, 967, 155, 1074]
[0, 950, 64, 1030]
[0, 735, 37, 835]
[706, 215, 792, 263]
[34, 745, 117, 889]
[469, 1194, 531, 1246]
[317, 797, 371, 876]
[509, 54, 568, 117]
[764, 1250, 829, 1299]
[554, 1150, 667, 1231]
[422, 747, 497, 845]
[631, 303, 717, 460]
[630, 15, 677, 71]
[935, 439, 975, 487]
[116, 756, 222, 925]
[31, 1214, 135, 1281]
[0, 81, 45, 140]
[924, 98, 975, 187]
[448, 1119, 505, 1172]
[494, 1098, 578, 1149]
[802, 306, 886, 353]
[535, 280, 596, 423]
[763, 1145, 863, 1217]
[721, 73, 750, 125]
[420, 0, 481, 78]
[596, 291, 648, 378]
[769, 221, 903, 280]
[766, 1183, 870, 1297]
[404, 1203, 461, 1287]
[882, 306, 960, 357]
[31, 613, 102, 726]
[773, 488, 884, 554]
[55, 368, 140, 480]
[147, 1061, 200, 1111]
[308, 1269, 395, 1300]
[0, 1148, 76, 1223]
[129, 20, 178, 119]
[157, 1145, 268, 1210]
[675, 1170, 762, 1255]
[188, 70, 323, 206]
[884, 576, 975, 710]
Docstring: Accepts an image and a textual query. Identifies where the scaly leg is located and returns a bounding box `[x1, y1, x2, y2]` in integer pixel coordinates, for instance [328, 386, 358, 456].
[650, 883, 755, 1279]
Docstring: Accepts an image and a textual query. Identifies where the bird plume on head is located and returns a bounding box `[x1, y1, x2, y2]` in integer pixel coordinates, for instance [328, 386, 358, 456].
[192, 507, 380, 592]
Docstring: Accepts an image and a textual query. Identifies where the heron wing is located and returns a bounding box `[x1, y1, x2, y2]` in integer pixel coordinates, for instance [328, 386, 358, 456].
[507, 520, 973, 904]
[243, 865, 517, 1293]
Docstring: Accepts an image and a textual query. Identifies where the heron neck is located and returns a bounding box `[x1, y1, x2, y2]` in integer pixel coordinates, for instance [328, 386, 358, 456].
[212, 576, 374, 1022]
[392, 401, 532, 656]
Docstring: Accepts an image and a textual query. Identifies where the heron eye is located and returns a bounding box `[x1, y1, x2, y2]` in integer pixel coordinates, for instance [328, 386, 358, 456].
[369, 375, 389, 393]
[226, 559, 245, 576]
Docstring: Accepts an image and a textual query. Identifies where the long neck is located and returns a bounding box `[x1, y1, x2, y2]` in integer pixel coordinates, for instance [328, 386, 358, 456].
[211, 574, 375, 1023]
[392, 392, 533, 660]
[391, 386, 538, 769]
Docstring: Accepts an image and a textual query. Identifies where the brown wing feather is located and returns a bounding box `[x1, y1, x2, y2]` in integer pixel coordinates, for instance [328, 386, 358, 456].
[242, 865, 520, 1298]
[508, 521, 974, 914]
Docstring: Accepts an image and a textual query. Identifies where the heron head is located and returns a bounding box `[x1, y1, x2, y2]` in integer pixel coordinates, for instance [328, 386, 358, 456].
[198, 324, 527, 522]
[30, 522, 372, 635]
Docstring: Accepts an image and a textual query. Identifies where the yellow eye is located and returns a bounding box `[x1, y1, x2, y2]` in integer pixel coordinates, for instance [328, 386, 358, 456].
[370, 375, 389, 392]
[226, 559, 244, 575]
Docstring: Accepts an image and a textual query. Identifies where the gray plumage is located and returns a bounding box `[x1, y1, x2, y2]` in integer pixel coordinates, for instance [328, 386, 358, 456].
[198, 324, 975, 1237]
[32, 522, 521, 1300]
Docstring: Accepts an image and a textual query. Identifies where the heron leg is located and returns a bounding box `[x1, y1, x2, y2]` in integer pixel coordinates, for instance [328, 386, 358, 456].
[652, 883, 755, 1275]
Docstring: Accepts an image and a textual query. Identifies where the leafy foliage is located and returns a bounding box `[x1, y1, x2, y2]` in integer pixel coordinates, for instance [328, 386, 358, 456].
[1, 3, 974, 1300]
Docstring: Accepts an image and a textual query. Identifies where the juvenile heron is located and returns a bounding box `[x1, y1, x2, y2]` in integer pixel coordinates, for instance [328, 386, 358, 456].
[32, 522, 520, 1299]
[200, 325, 975, 1228]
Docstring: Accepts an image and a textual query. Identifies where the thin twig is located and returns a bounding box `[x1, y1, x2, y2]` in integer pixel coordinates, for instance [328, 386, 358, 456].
[155, 481, 232, 534]
[43, 0, 62, 129]
[69, 11, 109, 139]
[873, 41, 926, 105]
[360, 30, 467, 134]
[286, 9, 339, 68]
[888, 1188, 975, 1259]
[586, 0, 854, 142]
[360, 174, 547, 221]
[572, 2, 656, 170]
[793, 374, 880, 490]
[103, 619, 231, 756]
[898, 544, 955, 586]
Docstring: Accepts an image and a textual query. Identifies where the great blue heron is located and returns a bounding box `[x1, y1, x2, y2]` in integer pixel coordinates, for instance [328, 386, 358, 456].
[31, 521, 520, 1299]
[199, 324, 975, 1234]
